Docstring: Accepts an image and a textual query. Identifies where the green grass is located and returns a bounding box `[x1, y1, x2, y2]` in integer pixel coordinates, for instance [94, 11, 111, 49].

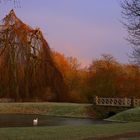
[0, 103, 139, 139]
[0, 102, 93, 118]
[0, 122, 139, 140]
[106, 107, 140, 122]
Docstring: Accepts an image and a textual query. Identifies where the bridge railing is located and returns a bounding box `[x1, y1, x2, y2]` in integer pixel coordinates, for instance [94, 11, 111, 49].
[134, 99, 140, 107]
[94, 96, 140, 107]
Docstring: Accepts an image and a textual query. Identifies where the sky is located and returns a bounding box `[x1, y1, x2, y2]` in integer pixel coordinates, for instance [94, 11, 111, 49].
[0, 0, 132, 66]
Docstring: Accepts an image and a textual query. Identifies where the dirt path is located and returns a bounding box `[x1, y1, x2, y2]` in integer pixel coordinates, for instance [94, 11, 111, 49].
[84, 132, 140, 140]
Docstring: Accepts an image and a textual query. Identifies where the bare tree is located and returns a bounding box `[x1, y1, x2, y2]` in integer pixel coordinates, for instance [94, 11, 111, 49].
[121, 0, 140, 66]
[0, 0, 20, 8]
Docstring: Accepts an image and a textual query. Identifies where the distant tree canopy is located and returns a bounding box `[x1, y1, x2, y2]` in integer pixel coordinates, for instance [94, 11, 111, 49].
[0, 10, 67, 101]
[52, 51, 85, 102]
[121, 0, 140, 66]
[53, 52, 140, 103]
[87, 55, 121, 97]
[86, 54, 140, 101]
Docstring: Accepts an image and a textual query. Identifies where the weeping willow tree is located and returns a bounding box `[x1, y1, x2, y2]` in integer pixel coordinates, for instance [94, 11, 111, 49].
[0, 10, 67, 101]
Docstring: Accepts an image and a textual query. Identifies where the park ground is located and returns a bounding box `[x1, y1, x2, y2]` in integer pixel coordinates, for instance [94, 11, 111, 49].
[0, 102, 139, 140]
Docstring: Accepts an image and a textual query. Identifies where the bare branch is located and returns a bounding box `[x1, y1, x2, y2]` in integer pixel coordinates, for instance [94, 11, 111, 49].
[121, 0, 140, 66]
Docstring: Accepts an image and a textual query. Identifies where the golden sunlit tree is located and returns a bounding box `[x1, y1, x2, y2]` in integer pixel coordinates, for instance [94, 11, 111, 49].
[117, 64, 140, 97]
[87, 54, 122, 99]
[0, 10, 67, 101]
[53, 51, 87, 102]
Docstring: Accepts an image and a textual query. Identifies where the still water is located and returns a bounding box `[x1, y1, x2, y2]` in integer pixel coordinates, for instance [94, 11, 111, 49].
[0, 114, 112, 127]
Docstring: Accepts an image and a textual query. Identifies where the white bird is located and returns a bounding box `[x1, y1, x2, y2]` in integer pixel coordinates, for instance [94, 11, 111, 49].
[33, 118, 38, 126]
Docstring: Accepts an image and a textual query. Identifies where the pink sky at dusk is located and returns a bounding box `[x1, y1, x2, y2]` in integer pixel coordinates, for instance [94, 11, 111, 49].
[0, 0, 131, 66]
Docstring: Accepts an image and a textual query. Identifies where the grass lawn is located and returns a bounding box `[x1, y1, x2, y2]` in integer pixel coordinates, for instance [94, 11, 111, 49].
[0, 122, 139, 140]
[0, 102, 93, 118]
[0, 103, 139, 139]
[106, 107, 140, 122]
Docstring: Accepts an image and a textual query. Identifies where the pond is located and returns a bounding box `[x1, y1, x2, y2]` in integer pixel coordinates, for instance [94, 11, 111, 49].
[0, 114, 112, 127]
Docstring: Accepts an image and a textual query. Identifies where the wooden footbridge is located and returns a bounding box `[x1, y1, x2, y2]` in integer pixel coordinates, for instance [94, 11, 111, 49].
[94, 96, 140, 107]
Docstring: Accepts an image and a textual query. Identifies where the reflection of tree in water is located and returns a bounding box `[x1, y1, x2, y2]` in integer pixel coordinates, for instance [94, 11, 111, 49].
[0, 10, 67, 101]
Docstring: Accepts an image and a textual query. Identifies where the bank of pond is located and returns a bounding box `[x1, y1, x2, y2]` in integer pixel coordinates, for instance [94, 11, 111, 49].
[0, 102, 139, 127]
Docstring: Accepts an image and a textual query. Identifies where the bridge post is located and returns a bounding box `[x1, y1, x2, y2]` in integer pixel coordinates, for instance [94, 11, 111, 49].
[124, 97, 128, 106]
[131, 97, 135, 108]
[93, 96, 98, 105]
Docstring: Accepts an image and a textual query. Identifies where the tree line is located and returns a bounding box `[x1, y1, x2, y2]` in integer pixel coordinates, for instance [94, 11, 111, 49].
[0, 0, 140, 102]
[53, 52, 140, 103]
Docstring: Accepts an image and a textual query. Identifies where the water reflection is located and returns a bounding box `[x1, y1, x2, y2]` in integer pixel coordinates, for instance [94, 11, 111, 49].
[0, 114, 112, 127]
